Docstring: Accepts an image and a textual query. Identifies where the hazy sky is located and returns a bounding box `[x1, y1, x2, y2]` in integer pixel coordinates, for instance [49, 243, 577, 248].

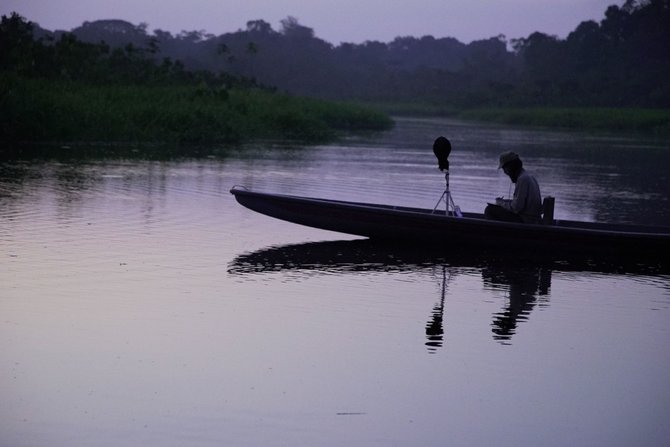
[3, 0, 618, 44]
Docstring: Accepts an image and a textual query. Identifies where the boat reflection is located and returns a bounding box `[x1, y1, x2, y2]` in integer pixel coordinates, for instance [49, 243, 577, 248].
[228, 239, 668, 350]
[228, 238, 448, 276]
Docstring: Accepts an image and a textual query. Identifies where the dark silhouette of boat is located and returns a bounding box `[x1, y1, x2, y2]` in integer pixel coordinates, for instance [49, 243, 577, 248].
[230, 187, 670, 260]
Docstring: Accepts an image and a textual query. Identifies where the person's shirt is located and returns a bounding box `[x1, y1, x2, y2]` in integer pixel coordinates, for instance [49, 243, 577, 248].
[507, 169, 542, 223]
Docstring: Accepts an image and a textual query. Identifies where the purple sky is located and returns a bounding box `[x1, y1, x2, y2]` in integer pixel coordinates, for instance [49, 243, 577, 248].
[3, 0, 617, 44]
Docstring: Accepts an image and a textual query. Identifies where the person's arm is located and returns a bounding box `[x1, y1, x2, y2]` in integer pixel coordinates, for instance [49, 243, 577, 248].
[496, 197, 512, 210]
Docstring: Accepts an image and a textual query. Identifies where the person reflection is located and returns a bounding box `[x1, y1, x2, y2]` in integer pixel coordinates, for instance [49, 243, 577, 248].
[483, 265, 551, 344]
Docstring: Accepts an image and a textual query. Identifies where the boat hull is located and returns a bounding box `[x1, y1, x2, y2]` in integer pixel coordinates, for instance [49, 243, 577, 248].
[230, 188, 670, 259]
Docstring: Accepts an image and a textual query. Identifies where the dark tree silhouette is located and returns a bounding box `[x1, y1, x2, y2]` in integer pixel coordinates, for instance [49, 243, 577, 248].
[3, 1, 669, 107]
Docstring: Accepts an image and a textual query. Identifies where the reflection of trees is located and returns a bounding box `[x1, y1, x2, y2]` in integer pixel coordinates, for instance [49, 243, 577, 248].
[54, 163, 98, 205]
[483, 266, 551, 344]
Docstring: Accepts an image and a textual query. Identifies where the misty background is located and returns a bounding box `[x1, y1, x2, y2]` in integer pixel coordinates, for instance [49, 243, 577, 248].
[2, 0, 668, 111]
[0, 0, 616, 47]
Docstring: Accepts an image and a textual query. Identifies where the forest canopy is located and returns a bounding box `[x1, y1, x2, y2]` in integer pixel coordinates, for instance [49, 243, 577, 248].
[2, 0, 669, 109]
[0, 13, 393, 147]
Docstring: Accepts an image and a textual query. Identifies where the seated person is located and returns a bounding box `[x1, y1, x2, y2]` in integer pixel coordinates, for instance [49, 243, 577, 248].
[485, 151, 542, 224]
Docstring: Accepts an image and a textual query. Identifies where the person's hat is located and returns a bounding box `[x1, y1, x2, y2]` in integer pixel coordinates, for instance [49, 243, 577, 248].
[498, 151, 520, 169]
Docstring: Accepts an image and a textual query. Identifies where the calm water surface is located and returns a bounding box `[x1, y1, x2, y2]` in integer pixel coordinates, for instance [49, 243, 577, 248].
[1, 118, 669, 446]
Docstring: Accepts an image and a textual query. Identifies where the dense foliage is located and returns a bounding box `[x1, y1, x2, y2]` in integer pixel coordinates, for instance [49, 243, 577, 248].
[1, 74, 391, 144]
[17, 0, 667, 108]
[0, 13, 392, 147]
[511, 0, 670, 107]
[0, 12, 269, 88]
[2, 0, 669, 149]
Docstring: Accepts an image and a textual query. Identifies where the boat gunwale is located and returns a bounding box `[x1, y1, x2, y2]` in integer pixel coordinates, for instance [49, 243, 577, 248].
[230, 188, 670, 238]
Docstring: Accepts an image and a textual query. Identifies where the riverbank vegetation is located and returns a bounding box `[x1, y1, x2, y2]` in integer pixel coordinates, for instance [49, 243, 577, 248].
[26, 0, 666, 112]
[2, 74, 392, 145]
[0, 13, 392, 153]
[456, 108, 670, 134]
[3, 0, 669, 153]
[353, 101, 670, 134]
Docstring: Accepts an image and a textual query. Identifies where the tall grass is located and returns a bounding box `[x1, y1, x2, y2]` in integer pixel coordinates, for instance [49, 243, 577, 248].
[351, 101, 459, 117]
[457, 107, 670, 134]
[0, 75, 393, 147]
[355, 101, 670, 134]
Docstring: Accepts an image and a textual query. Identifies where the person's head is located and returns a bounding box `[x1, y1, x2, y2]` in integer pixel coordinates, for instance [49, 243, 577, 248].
[498, 151, 523, 182]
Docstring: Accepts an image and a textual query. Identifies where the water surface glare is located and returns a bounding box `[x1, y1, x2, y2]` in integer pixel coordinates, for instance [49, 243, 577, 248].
[1, 118, 669, 446]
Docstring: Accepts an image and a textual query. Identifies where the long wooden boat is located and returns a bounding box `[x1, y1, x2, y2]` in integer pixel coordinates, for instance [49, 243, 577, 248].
[230, 187, 670, 259]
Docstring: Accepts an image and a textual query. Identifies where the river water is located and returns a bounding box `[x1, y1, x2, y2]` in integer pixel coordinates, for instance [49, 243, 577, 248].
[1, 117, 669, 446]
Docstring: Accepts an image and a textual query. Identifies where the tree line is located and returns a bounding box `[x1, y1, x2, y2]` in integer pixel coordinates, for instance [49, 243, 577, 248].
[2, 0, 669, 108]
[0, 12, 262, 90]
[0, 13, 393, 149]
